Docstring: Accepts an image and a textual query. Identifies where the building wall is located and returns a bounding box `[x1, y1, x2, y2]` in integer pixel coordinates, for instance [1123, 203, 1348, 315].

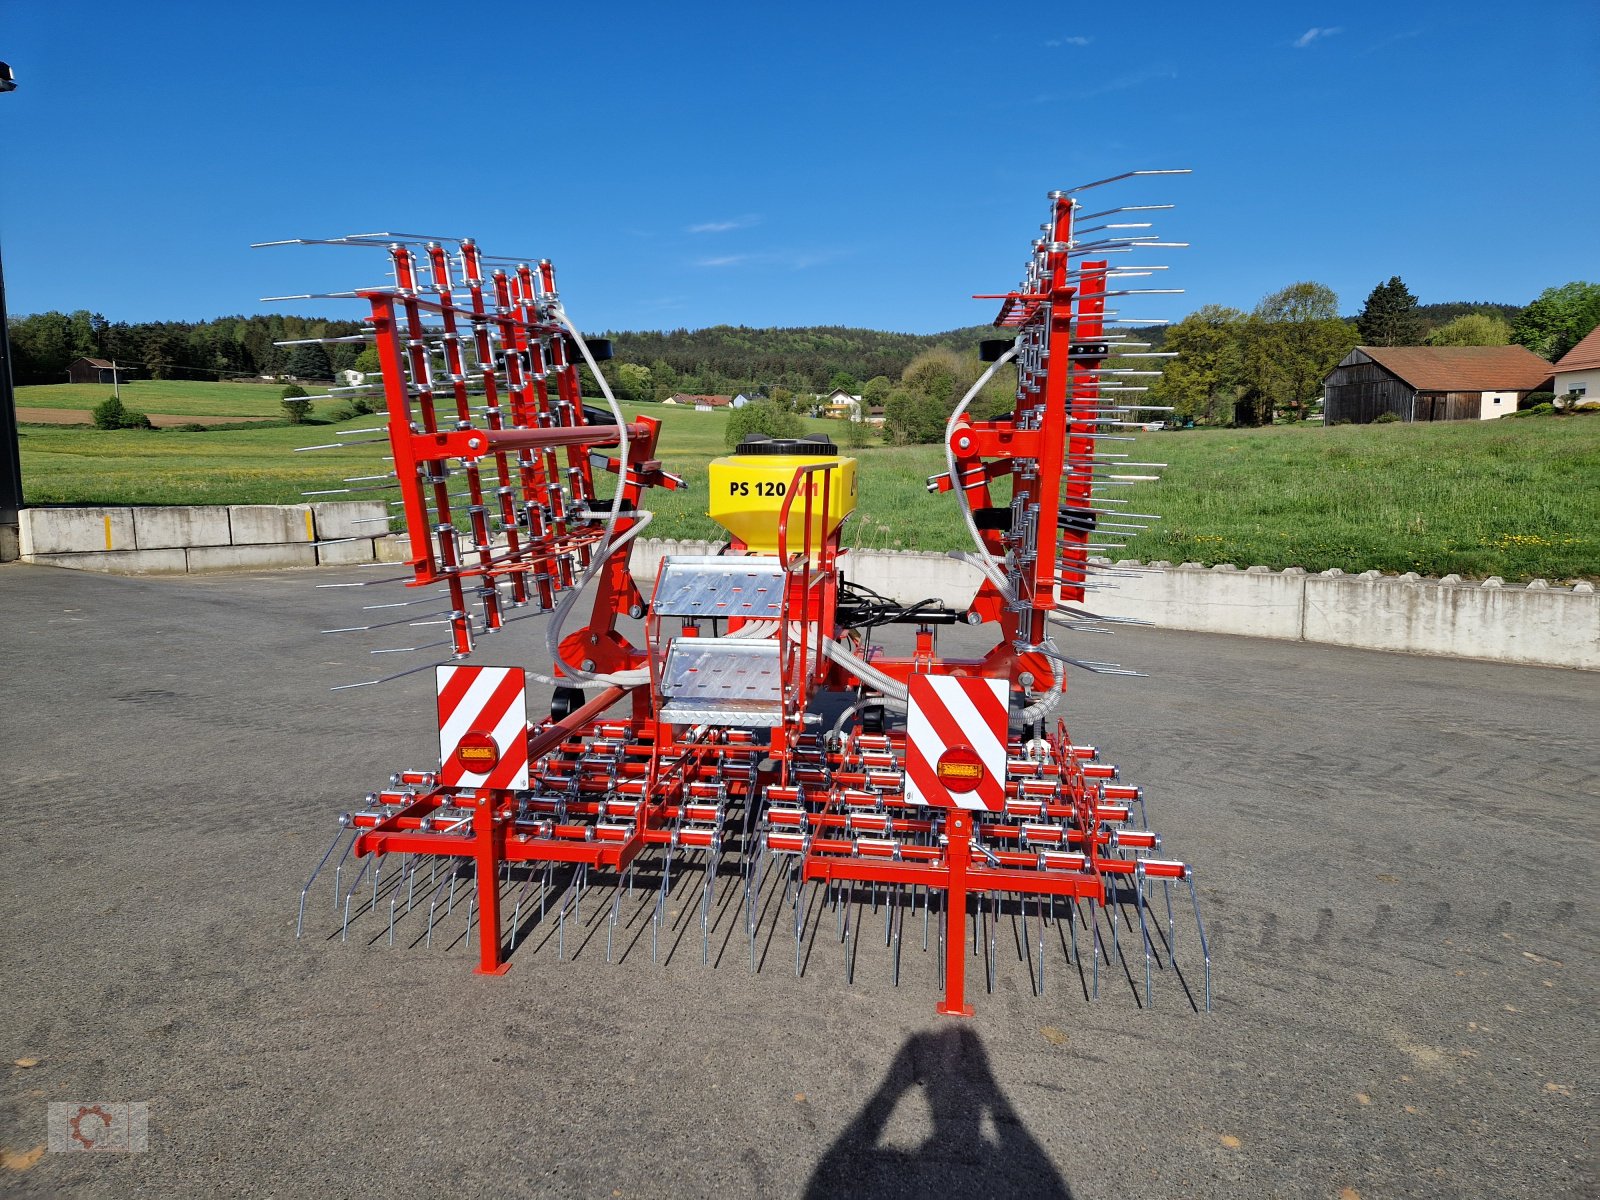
[1479, 391, 1517, 419]
[1323, 358, 1414, 423]
[1554, 368, 1599, 404]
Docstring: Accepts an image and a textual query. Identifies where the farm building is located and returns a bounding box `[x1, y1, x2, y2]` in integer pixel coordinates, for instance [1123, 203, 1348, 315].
[1322, 345, 1554, 424]
[66, 357, 127, 385]
[1551, 326, 1600, 407]
[663, 393, 732, 411]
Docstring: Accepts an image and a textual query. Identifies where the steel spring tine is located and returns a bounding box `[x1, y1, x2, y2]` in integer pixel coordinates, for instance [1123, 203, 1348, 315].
[1188, 871, 1211, 1013]
[423, 868, 457, 949]
[298, 827, 350, 938]
[891, 886, 902, 987]
[331, 834, 358, 909]
[1137, 866, 1153, 1007]
[340, 857, 373, 942]
[1091, 894, 1101, 999]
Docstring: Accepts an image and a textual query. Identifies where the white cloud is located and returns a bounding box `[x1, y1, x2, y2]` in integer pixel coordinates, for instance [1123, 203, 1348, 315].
[687, 215, 760, 234]
[1294, 26, 1343, 48]
[1045, 36, 1091, 47]
[694, 255, 749, 267]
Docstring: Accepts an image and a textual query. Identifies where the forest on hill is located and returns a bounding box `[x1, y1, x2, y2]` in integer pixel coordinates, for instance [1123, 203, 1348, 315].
[10, 276, 1591, 436]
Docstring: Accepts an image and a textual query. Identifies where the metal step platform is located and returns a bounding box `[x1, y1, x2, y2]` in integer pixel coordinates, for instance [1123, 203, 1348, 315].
[658, 636, 784, 727]
[652, 556, 786, 620]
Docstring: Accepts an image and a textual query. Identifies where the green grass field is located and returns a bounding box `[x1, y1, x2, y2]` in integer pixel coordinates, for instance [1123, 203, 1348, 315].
[16, 379, 335, 419]
[16, 384, 1600, 581]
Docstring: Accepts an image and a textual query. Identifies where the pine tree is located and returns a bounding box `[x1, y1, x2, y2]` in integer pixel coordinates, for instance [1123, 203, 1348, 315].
[1356, 276, 1424, 346]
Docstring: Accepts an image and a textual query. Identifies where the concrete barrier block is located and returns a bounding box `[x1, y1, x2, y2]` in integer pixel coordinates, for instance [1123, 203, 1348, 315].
[630, 538, 717, 585]
[18, 507, 136, 555]
[316, 538, 376, 566]
[1302, 575, 1600, 670]
[1094, 564, 1307, 640]
[186, 544, 318, 572]
[134, 505, 232, 550]
[844, 550, 985, 610]
[0, 522, 17, 563]
[230, 504, 314, 545]
[24, 548, 189, 574]
[374, 536, 413, 564]
[312, 501, 390, 540]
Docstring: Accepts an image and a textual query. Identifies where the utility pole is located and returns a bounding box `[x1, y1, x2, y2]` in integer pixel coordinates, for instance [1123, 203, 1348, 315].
[0, 61, 21, 558]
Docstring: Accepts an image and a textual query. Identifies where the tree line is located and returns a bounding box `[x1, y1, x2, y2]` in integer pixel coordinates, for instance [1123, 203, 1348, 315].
[1152, 279, 1596, 427]
[4, 310, 367, 386]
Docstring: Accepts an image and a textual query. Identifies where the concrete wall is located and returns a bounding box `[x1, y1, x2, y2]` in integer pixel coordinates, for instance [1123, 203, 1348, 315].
[11, 518, 1595, 669]
[16, 502, 392, 574]
[627, 539, 1598, 671]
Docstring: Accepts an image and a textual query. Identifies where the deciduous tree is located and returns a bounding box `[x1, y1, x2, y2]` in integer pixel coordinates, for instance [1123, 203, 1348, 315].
[1511, 281, 1600, 360]
[1151, 305, 1246, 424]
[1426, 313, 1512, 346]
[1246, 282, 1358, 422]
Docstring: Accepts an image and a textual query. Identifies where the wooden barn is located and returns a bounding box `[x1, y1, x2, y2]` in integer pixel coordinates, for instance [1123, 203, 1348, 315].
[66, 357, 126, 386]
[1322, 345, 1554, 424]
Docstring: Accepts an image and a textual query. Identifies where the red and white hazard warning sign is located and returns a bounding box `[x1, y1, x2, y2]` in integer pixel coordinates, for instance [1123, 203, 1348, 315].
[435, 665, 530, 789]
[903, 674, 1009, 811]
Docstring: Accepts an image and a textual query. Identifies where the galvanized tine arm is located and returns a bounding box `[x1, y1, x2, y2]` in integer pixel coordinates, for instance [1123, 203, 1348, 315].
[298, 827, 351, 937]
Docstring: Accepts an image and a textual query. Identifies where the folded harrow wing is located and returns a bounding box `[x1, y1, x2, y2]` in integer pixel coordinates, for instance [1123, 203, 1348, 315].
[280, 172, 1211, 1014]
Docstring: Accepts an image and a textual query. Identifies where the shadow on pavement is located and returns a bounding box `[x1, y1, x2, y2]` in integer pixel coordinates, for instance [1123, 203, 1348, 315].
[805, 1026, 1072, 1198]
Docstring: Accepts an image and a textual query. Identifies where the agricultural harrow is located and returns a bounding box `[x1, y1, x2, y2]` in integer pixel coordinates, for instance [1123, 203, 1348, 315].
[277, 170, 1210, 1014]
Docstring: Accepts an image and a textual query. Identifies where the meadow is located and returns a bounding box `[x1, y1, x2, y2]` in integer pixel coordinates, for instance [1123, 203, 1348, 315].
[15, 384, 1600, 581]
[15, 379, 331, 419]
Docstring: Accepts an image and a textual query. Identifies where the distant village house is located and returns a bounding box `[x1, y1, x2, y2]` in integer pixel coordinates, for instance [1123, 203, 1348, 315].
[819, 388, 865, 421]
[1322, 345, 1555, 424]
[1550, 327, 1600, 408]
[663, 393, 734, 411]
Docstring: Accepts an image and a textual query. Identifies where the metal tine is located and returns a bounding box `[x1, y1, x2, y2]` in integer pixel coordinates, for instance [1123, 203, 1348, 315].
[260, 289, 382, 302]
[1090, 894, 1102, 999]
[340, 855, 374, 941]
[1136, 866, 1154, 1007]
[330, 658, 453, 692]
[294, 437, 391, 452]
[423, 866, 461, 948]
[330, 832, 358, 908]
[302, 484, 400, 497]
[607, 867, 627, 963]
[297, 827, 350, 937]
[322, 607, 455, 634]
[1076, 202, 1177, 220]
[1187, 870, 1212, 1012]
[370, 638, 453, 656]
[891, 884, 903, 987]
[272, 334, 374, 346]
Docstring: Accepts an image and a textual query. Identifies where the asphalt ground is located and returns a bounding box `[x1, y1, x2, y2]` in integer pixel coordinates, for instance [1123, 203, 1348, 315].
[0, 561, 1594, 1198]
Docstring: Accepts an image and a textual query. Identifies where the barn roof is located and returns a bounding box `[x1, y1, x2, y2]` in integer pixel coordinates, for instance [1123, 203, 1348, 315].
[1552, 325, 1600, 374]
[73, 357, 115, 368]
[1341, 345, 1554, 392]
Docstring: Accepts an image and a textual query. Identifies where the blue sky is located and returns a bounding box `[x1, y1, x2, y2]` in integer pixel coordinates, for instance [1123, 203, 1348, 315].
[1, 0, 1595, 333]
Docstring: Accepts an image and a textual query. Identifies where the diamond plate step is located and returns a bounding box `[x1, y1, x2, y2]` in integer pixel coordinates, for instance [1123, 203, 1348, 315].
[658, 636, 783, 728]
[652, 556, 785, 619]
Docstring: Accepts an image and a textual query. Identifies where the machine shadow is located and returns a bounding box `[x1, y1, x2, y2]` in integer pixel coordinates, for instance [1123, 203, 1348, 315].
[805, 1026, 1073, 1199]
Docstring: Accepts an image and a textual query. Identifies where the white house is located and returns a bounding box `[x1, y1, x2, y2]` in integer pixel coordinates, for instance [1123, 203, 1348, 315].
[819, 388, 864, 421]
[1551, 326, 1600, 408]
[731, 392, 761, 409]
[338, 369, 366, 388]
